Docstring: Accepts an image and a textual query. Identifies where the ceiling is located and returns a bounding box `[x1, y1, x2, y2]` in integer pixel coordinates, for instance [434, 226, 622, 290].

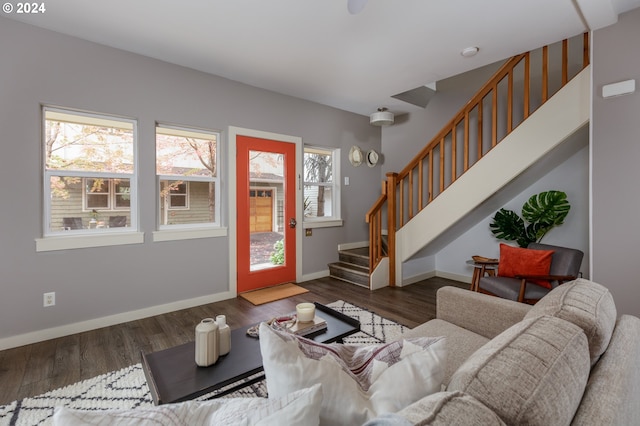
[5, 0, 640, 117]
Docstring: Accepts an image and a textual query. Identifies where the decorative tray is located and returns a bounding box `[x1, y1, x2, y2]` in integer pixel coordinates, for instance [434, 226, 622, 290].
[472, 255, 499, 264]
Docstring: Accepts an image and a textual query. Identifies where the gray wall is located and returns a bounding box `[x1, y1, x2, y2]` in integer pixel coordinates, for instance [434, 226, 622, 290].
[0, 17, 380, 342]
[592, 8, 640, 316]
[436, 143, 590, 279]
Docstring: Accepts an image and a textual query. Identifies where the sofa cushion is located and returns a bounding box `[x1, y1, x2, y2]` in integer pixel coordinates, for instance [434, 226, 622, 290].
[363, 391, 506, 426]
[53, 383, 322, 426]
[498, 243, 555, 288]
[259, 322, 445, 425]
[524, 278, 617, 366]
[402, 319, 489, 385]
[447, 315, 590, 426]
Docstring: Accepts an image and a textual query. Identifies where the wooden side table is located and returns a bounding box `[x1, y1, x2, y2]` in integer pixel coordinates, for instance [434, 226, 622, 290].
[466, 260, 498, 292]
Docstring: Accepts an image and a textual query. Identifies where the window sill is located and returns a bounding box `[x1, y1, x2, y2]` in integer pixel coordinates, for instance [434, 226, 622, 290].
[303, 219, 343, 229]
[36, 232, 144, 252]
[153, 227, 227, 242]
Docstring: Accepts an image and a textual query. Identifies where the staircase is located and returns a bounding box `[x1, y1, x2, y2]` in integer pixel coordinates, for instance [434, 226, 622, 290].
[365, 34, 591, 288]
[328, 247, 370, 288]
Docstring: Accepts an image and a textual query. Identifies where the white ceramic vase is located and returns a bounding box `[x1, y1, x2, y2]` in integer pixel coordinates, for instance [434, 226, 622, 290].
[195, 318, 219, 367]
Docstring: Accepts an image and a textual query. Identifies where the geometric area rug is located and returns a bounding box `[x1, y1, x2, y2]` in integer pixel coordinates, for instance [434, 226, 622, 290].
[0, 300, 408, 426]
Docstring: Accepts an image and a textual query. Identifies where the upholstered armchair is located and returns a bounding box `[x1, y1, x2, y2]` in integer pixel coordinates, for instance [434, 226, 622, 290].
[478, 242, 584, 304]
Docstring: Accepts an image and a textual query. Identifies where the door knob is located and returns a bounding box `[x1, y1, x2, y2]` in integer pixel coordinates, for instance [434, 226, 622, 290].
[289, 218, 297, 228]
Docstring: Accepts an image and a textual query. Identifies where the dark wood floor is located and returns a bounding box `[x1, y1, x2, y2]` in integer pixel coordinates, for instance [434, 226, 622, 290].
[0, 276, 467, 406]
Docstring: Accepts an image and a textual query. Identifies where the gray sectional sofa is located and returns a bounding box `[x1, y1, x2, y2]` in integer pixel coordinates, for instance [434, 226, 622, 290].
[393, 279, 640, 425]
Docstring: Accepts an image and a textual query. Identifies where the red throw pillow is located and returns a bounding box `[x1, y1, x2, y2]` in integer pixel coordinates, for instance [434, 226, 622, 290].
[498, 243, 555, 289]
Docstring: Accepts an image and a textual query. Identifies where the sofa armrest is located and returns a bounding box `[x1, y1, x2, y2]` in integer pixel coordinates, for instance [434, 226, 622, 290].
[572, 315, 640, 426]
[436, 286, 532, 339]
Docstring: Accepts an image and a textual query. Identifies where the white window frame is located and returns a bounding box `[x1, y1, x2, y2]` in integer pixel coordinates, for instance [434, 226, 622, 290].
[36, 107, 142, 252]
[303, 145, 342, 228]
[154, 124, 224, 242]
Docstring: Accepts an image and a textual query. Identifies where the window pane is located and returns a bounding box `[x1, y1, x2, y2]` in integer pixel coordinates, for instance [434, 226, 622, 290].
[156, 128, 217, 178]
[49, 175, 130, 232]
[43, 107, 137, 237]
[170, 182, 187, 194]
[304, 185, 333, 218]
[157, 126, 219, 228]
[159, 180, 216, 225]
[85, 178, 109, 208]
[303, 145, 338, 222]
[45, 111, 134, 174]
[304, 152, 332, 184]
[87, 194, 109, 209]
[114, 179, 131, 208]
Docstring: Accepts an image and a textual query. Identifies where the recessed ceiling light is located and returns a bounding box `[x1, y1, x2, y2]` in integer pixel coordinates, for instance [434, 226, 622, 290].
[461, 47, 479, 58]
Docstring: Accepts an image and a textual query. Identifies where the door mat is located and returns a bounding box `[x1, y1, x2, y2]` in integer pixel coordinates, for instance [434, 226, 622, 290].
[239, 283, 309, 305]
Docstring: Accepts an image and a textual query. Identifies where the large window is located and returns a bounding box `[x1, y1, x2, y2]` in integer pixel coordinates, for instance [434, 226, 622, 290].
[303, 146, 341, 227]
[43, 108, 136, 234]
[156, 125, 220, 228]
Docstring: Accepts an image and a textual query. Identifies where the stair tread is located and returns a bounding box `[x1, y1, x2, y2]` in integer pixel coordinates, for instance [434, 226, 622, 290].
[338, 247, 369, 258]
[330, 275, 369, 289]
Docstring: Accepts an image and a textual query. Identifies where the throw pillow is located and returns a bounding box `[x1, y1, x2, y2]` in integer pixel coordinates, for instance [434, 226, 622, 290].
[525, 278, 617, 366]
[52, 383, 322, 426]
[259, 322, 446, 426]
[364, 391, 506, 426]
[498, 243, 554, 288]
[447, 315, 590, 426]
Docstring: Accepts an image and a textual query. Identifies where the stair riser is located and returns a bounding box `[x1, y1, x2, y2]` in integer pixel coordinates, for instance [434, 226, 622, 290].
[328, 266, 369, 286]
[338, 252, 369, 268]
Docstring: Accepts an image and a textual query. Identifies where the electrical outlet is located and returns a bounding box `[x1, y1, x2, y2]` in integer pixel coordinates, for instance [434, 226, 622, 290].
[44, 292, 55, 307]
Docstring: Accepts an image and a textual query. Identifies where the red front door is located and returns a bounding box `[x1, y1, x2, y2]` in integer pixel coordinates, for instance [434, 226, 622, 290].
[236, 135, 297, 292]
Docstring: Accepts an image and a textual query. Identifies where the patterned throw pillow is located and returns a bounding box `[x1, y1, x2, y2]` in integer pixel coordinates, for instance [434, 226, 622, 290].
[259, 322, 446, 425]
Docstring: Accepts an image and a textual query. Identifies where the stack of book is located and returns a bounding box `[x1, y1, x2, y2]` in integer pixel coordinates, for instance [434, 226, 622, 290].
[288, 316, 327, 336]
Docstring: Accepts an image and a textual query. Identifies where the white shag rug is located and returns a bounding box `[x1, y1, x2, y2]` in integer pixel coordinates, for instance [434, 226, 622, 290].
[0, 300, 408, 426]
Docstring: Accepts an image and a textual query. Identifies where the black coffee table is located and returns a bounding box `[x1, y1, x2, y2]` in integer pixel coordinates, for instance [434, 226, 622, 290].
[141, 302, 360, 405]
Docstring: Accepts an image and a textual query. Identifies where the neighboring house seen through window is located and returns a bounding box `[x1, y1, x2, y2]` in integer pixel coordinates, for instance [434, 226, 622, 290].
[43, 108, 137, 234]
[303, 146, 342, 227]
[156, 125, 220, 228]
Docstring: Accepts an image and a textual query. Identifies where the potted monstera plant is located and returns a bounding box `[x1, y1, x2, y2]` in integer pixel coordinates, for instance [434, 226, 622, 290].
[490, 190, 570, 248]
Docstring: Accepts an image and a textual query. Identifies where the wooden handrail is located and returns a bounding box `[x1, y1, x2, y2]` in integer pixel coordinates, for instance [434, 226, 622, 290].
[397, 52, 527, 182]
[366, 34, 590, 287]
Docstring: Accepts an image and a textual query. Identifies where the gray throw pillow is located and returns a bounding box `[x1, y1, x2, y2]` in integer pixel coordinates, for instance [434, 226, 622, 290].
[525, 278, 616, 365]
[448, 315, 590, 426]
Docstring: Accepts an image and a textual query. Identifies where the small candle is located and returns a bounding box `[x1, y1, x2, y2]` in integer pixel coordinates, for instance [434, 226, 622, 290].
[296, 302, 315, 322]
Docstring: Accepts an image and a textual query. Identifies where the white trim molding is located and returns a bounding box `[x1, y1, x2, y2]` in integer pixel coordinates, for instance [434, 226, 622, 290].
[0, 290, 235, 351]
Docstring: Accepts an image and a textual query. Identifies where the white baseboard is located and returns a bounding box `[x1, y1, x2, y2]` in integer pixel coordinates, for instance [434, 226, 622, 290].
[399, 270, 472, 287]
[0, 291, 236, 351]
[436, 270, 472, 284]
[1, 269, 474, 351]
[301, 269, 329, 282]
[399, 270, 436, 287]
